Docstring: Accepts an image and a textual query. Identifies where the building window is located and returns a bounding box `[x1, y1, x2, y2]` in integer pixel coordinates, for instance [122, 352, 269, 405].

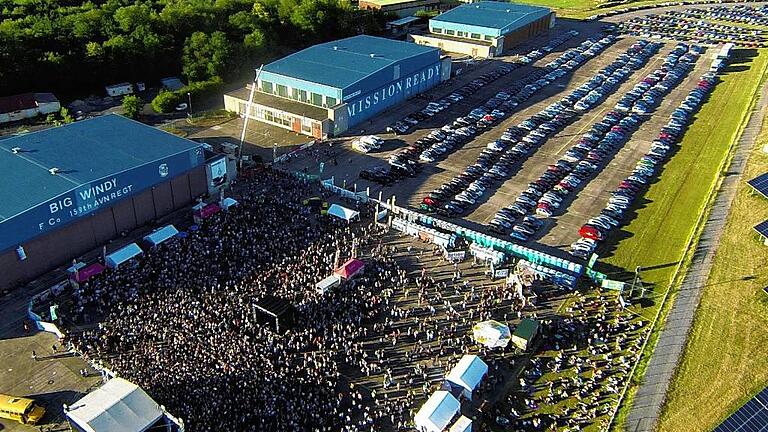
[326, 96, 337, 107]
[432, 27, 442, 33]
[484, 35, 493, 41]
[471, 33, 481, 39]
[299, 89, 308, 102]
[276, 84, 288, 97]
[311, 93, 323, 106]
[261, 81, 273, 93]
[445, 29, 455, 36]
[457, 31, 465, 37]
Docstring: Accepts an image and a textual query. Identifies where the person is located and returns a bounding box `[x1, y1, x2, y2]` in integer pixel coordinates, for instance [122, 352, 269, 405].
[31, 350, 37, 360]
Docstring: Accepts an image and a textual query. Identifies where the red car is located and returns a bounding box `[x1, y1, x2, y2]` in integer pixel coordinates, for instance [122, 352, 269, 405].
[579, 225, 604, 240]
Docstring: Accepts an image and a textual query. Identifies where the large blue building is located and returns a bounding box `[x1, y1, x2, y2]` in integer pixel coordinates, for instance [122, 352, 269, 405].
[412, 2, 554, 58]
[0, 115, 209, 289]
[224, 35, 451, 137]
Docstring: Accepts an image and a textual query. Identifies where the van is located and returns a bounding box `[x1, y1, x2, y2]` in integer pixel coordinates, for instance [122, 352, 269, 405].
[0, 394, 45, 425]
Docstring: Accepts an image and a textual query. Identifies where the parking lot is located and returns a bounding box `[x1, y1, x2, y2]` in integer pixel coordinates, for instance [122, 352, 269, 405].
[281, 28, 713, 253]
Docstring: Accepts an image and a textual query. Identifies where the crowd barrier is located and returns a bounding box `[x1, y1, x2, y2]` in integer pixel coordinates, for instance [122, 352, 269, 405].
[305, 177, 587, 287]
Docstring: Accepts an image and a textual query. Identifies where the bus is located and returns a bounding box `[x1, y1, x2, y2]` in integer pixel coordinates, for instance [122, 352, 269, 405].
[0, 394, 45, 425]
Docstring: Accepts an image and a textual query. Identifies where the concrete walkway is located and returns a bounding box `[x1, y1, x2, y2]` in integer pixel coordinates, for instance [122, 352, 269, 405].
[625, 73, 768, 432]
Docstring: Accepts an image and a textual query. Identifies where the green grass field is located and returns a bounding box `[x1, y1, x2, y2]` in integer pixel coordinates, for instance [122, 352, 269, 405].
[658, 100, 768, 431]
[593, 49, 768, 430]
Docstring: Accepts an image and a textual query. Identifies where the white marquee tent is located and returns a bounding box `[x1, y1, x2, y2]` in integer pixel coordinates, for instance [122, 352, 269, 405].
[143, 225, 178, 247]
[414, 390, 460, 432]
[65, 378, 164, 432]
[472, 320, 511, 348]
[105, 243, 143, 269]
[327, 204, 360, 222]
[449, 416, 473, 432]
[445, 354, 488, 400]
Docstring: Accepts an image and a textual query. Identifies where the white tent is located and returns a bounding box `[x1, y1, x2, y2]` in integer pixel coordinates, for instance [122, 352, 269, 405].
[105, 243, 143, 269]
[143, 225, 178, 247]
[65, 378, 163, 432]
[327, 204, 359, 222]
[315, 274, 341, 294]
[446, 355, 488, 400]
[449, 416, 473, 432]
[414, 390, 460, 432]
[472, 320, 511, 348]
[221, 197, 239, 210]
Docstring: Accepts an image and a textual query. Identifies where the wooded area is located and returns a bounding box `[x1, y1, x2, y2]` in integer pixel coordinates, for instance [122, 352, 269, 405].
[0, 0, 393, 96]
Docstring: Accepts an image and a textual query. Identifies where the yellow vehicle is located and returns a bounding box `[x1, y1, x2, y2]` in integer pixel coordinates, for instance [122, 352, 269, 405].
[0, 393, 45, 425]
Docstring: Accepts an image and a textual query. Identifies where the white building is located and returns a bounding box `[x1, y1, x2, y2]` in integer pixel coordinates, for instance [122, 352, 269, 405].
[0, 92, 60, 124]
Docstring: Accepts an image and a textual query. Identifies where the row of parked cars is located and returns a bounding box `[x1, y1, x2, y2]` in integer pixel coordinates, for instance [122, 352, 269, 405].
[415, 36, 620, 218]
[494, 43, 701, 246]
[684, 5, 768, 27]
[413, 35, 618, 167]
[483, 40, 662, 239]
[572, 70, 718, 258]
[385, 30, 581, 136]
[619, 12, 767, 47]
[386, 67, 515, 135]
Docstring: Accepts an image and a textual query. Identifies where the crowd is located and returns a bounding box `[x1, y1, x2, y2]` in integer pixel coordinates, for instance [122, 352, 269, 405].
[66, 169, 411, 431]
[495, 292, 648, 430]
[59, 167, 639, 432]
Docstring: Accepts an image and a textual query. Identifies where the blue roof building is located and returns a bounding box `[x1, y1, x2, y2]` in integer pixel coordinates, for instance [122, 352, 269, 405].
[412, 2, 554, 58]
[0, 114, 205, 246]
[430, 2, 551, 37]
[224, 35, 451, 137]
[0, 114, 209, 290]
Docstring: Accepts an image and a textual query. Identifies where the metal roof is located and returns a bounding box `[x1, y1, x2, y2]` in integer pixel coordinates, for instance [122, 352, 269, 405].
[0, 114, 202, 222]
[389, 16, 421, 26]
[431, 2, 550, 31]
[0, 93, 38, 114]
[262, 35, 439, 91]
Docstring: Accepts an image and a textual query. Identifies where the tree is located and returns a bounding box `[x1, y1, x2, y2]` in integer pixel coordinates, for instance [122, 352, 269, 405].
[151, 90, 181, 113]
[59, 107, 74, 124]
[122, 94, 143, 119]
[182, 31, 232, 82]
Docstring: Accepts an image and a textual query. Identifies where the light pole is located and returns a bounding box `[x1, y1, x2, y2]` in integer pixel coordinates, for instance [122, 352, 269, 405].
[273, 142, 278, 163]
[186, 92, 192, 119]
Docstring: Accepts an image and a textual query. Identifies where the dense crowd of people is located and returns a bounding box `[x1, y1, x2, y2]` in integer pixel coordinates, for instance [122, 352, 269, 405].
[57, 167, 640, 432]
[66, 170, 413, 431]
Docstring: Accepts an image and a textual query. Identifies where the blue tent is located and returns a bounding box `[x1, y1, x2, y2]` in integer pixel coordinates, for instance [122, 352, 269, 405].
[105, 243, 143, 269]
[143, 225, 179, 247]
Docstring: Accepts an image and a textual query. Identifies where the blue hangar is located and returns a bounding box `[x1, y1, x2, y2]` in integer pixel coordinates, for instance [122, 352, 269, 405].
[224, 35, 451, 138]
[0, 115, 209, 290]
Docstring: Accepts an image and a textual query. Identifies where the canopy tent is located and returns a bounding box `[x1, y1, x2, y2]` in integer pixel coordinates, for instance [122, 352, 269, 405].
[449, 416, 473, 432]
[67, 261, 86, 275]
[414, 391, 460, 432]
[65, 378, 163, 432]
[142, 225, 178, 247]
[511, 318, 540, 351]
[105, 243, 143, 269]
[196, 203, 221, 218]
[446, 355, 488, 400]
[327, 204, 360, 222]
[316, 274, 341, 294]
[221, 197, 239, 210]
[472, 320, 511, 348]
[71, 263, 106, 283]
[334, 258, 365, 279]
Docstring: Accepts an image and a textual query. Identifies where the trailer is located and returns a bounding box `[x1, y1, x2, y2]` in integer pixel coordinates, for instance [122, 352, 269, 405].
[105, 82, 134, 97]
